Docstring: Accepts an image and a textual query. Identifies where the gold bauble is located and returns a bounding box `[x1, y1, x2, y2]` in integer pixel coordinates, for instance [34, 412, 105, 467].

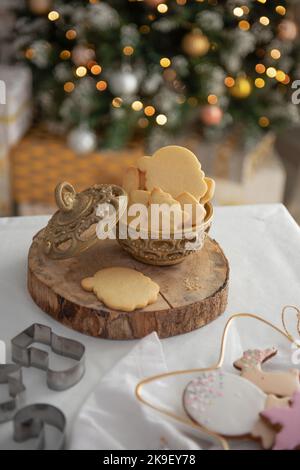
[230, 77, 252, 99]
[182, 31, 210, 58]
[28, 0, 52, 15]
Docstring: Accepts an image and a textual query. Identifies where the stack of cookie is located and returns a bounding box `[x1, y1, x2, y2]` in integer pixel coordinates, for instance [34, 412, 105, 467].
[122, 145, 215, 232]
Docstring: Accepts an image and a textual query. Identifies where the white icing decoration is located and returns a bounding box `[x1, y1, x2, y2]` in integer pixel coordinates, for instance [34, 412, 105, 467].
[184, 371, 267, 436]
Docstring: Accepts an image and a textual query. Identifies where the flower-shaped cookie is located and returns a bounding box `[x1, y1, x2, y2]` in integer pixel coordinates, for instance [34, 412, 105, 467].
[81, 267, 160, 312]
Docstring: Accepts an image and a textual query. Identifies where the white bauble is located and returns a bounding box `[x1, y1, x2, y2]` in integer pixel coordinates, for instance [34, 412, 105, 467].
[109, 70, 139, 97]
[67, 126, 97, 154]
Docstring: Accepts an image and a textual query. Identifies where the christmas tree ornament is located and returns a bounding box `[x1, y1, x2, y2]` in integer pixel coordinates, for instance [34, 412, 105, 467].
[109, 69, 139, 97]
[181, 31, 210, 58]
[230, 76, 252, 99]
[200, 105, 223, 126]
[67, 126, 97, 154]
[278, 20, 298, 41]
[28, 0, 52, 15]
[72, 45, 95, 67]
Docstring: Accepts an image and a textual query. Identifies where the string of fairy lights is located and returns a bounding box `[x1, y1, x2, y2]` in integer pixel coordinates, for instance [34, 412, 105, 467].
[26, 0, 295, 133]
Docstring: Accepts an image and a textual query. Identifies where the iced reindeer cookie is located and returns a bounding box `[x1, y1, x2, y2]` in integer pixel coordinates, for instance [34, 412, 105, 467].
[261, 390, 300, 450]
[137, 146, 207, 200]
[183, 370, 267, 437]
[81, 267, 160, 312]
[233, 348, 300, 397]
[251, 394, 290, 449]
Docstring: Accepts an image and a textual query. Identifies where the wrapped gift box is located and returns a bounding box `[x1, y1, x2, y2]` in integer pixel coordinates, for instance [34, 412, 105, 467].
[0, 138, 11, 216]
[11, 127, 144, 215]
[0, 65, 32, 147]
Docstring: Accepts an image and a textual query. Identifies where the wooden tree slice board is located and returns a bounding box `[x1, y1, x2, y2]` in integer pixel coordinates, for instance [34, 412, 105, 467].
[28, 233, 229, 340]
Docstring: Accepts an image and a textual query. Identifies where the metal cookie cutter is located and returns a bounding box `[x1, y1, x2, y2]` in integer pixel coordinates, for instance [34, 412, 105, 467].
[14, 404, 66, 450]
[0, 364, 25, 423]
[11, 324, 85, 391]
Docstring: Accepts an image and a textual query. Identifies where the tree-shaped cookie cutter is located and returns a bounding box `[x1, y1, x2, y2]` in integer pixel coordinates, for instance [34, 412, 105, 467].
[0, 364, 25, 423]
[11, 324, 85, 391]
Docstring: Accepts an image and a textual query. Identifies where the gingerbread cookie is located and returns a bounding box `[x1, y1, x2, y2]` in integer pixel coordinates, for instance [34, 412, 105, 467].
[261, 390, 300, 450]
[183, 370, 266, 437]
[81, 267, 160, 312]
[176, 191, 206, 226]
[200, 177, 215, 205]
[251, 395, 290, 449]
[137, 146, 207, 200]
[234, 348, 300, 397]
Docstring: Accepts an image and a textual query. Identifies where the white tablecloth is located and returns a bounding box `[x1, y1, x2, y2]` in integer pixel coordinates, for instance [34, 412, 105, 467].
[0, 204, 299, 448]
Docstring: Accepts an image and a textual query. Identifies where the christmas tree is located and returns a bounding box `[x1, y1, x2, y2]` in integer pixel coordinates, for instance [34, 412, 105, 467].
[9, 0, 300, 151]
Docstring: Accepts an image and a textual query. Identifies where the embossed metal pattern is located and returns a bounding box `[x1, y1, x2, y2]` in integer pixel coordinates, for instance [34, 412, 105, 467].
[41, 182, 127, 259]
[117, 203, 213, 266]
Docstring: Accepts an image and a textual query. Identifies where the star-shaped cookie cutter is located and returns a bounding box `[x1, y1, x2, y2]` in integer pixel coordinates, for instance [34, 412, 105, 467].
[11, 324, 85, 391]
[0, 364, 25, 423]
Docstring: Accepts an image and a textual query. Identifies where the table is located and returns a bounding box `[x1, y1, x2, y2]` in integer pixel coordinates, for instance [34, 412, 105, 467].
[0, 204, 299, 448]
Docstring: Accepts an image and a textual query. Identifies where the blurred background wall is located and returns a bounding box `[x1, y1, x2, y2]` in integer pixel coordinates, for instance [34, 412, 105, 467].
[0, 0, 299, 220]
